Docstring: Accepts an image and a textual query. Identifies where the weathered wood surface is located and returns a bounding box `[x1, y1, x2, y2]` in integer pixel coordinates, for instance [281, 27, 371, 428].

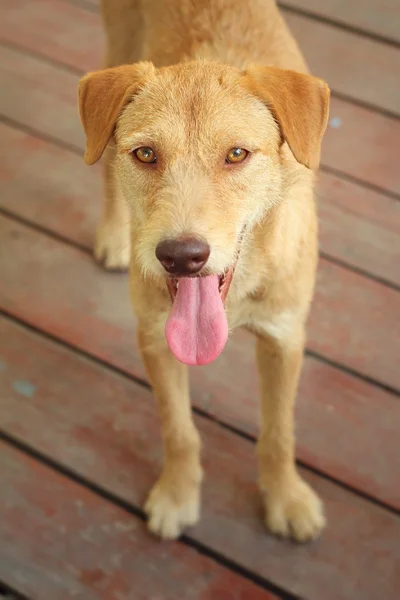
[284, 11, 400, 114]
[282, 0, 400, 43]
[0, 443, 276, 600]
[316, 172, 400, 287]
[0, 217, 399, 511]
[1, 317, 399, 600]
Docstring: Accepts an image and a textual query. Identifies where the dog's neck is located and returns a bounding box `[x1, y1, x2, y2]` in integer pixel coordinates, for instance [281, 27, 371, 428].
[142, 0, 307, 74]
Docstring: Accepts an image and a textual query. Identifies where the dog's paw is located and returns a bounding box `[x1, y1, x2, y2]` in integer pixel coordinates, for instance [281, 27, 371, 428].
[144, 478, 200, 540]
[94, 221, 130, 271]
[263, 475, 325, 542]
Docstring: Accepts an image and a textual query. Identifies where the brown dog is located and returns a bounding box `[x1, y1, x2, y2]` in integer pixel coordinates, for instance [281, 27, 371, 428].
[78, 0, 330, 541]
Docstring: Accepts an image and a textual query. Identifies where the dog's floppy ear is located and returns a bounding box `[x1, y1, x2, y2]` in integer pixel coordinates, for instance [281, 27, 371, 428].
[246, 66, 330, 169]
[78, 62, 156, 165]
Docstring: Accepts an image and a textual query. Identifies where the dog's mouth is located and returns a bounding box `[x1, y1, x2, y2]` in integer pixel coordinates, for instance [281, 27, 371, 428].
[166, 266, 234, 304]
[164, 231, 244, 367]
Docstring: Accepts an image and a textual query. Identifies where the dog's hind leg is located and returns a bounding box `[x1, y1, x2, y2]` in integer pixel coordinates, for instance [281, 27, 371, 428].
[94, 1, 144, 270]
[94, 145, 131, 270]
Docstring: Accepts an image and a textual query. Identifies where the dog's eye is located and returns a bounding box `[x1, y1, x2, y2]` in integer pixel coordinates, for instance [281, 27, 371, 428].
[134, 147, 157, 164]
[225, 148, 248, 164]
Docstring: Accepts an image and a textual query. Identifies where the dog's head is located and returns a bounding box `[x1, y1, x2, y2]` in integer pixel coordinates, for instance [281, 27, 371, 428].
[78, 61, 329, 364]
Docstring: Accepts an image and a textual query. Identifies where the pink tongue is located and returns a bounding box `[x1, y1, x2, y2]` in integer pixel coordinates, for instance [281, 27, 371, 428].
[165, 275, 228, 366]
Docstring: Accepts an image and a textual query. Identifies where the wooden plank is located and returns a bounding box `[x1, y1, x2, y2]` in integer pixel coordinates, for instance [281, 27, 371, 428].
[283, 12, 400, 115]
[0, 46, 84, 151]
[1, 317, 399, 600]
[322, 97, 400, 196]
[282, 0, 400, 43]
[0, 123, 100, 250]
[1, 122, 399, 287]
[0, 0, 103, 73]
[0, 216, 399, 509]
[0, 444, 274, 600]
[2, 0, 400, 115]
[316, 172, 400, 287]
[310, 260, 400, 389]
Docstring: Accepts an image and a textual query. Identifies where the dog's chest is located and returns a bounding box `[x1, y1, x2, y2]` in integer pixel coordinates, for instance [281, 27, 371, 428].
[226, 293, 299, 342]
[226, 291, 270, 329]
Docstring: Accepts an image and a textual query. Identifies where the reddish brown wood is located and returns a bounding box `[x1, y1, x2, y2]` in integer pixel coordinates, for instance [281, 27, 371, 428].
[1, 122, 399, 287]
[205, 327, 400, 510]
[1, 0, 103, 73]
[0, 443, 275, 600]
[1, 317, 399, 600]
[2, 5, 400, 195]
[310, 258, 400, 389]
[0, 216, 399, 509]
[0, 46, 84, 150]
[282, 0, 400, 43]
[284, 11, 400, 114]
[0, 123, 101, 249]
[322, 98, 400, 196]
[316, 172, 400, 287]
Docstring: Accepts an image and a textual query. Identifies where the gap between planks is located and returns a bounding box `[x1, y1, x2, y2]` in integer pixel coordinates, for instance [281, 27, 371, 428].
[0, 581, 30, 600]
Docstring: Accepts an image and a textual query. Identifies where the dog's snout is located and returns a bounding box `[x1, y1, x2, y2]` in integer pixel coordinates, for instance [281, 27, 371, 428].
[156, 237, 210, 275]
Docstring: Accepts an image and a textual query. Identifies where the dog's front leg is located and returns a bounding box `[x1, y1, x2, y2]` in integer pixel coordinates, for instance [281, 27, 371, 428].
[256, 329, 325, 542]
[138, 327, 202, 539]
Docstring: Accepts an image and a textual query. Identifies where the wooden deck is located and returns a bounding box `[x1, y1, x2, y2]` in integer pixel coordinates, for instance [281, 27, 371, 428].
[0, 0, 399, 598]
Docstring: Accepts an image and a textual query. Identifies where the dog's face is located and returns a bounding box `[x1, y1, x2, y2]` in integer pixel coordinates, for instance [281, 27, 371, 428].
[79, 62, 329, 364]
[114, 62, 284, 282]
[79, 61, 329, 286]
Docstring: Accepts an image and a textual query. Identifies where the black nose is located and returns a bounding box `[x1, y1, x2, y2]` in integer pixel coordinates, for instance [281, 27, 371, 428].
[156, 237, 210, 275]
